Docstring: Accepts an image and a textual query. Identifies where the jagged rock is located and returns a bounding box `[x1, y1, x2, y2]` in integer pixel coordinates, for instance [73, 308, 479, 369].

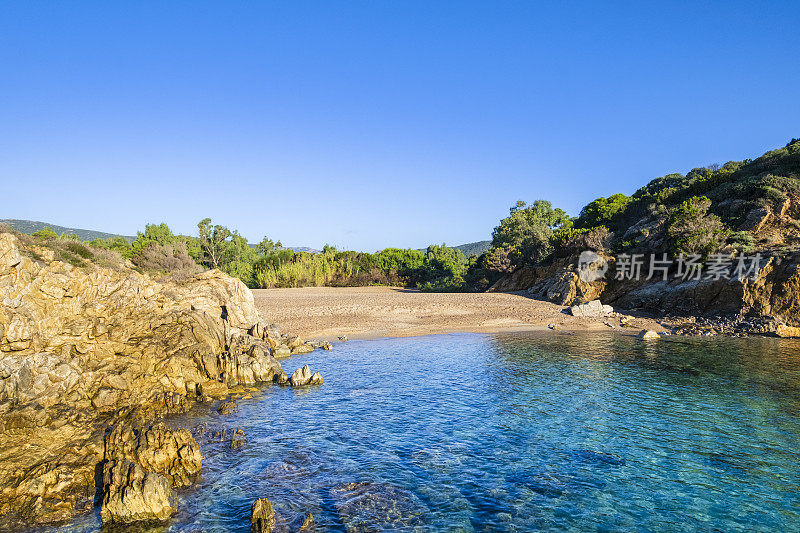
[0, 233, 286, 524]
[568, 300, 613, 318]
[273, 371, 289, 385]
[299, 512, 315, 531]
[638, 330, 660, 340]
[104, 421, 202, 488]
[289, 365, 324, 387]
[231, 428, 246, 450]
[101, 459, 176, 524]
[250, 497, 276, 533]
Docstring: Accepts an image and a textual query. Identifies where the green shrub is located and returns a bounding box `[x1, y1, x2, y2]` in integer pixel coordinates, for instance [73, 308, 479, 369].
[65, 241, 93, 259]
[32, 227, 58, 240]
[667, 196, 729, 257]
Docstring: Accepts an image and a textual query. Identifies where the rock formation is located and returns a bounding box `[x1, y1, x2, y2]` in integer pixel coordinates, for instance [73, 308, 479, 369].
[101, 458, 176, 524]
[250, 497, 276, 533]
[0, 232, 323, 526]
[289, 365, 324, 387]
[492, 250, 800, 330]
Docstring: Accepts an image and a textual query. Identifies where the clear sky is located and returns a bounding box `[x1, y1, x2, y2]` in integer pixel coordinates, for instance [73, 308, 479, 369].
[2, 1, 799, 251]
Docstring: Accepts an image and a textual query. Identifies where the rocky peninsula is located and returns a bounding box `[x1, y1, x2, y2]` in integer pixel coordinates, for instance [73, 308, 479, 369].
[0, 232, 324, 528]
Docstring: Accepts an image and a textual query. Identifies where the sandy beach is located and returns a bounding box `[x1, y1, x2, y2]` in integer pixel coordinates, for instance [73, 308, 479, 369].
[252, 286, 667, 340]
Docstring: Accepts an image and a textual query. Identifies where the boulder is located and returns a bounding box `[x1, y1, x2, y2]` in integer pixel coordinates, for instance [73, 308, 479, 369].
[289, 365, 324, 387]
[568, 300, 613, 318]
[100, 459, 176, 524]
[250, 497, 276, 533]
[638, 330, 660, 340]
[291, 343, 315, 355]
[273, 345, 292, 359]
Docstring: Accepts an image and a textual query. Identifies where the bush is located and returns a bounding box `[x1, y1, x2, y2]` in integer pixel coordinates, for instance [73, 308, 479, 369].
[131, 241, 202, 277]
[667, 196, 729, 257]
[32, 227, 58, 240]
[576, 194, 630, 229]
[65, 241, 93, 259]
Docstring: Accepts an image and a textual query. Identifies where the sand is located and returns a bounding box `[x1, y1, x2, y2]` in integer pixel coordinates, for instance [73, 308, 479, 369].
[252, 286, 667, 340]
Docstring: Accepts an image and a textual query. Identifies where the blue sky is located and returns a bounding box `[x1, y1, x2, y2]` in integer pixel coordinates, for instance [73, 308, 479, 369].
[2, 1, 798, 251]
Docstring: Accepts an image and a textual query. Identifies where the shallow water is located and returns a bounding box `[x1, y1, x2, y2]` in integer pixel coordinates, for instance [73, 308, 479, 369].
[57, 332, 800, 531]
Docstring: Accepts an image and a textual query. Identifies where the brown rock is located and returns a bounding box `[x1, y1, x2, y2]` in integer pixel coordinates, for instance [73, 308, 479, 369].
[101, 459, 176, 524]
[250, 497, 276, 533]
[776, 324, 800, 337]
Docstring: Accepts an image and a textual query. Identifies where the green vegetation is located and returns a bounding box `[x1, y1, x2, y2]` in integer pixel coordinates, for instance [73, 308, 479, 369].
[7, 137, 798, 292]
[667, 196, 729, 258]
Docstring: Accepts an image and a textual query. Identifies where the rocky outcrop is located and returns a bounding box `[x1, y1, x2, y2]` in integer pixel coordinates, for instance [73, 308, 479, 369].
[493, 250, 800, 329]
[0, 232, 323, 526]
[101, 459, 175, 524]
[104, 421, 202, 487]
[289, 365, 324, 387]
[250, 497, 276, 533]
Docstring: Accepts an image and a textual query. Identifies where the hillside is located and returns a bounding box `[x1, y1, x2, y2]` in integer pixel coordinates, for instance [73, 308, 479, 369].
[0, 219, 135, 242]
[453, 240, 492, 257]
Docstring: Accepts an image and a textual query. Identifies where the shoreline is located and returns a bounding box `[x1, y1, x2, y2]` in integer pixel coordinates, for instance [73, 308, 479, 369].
[252, 286, 669, 341]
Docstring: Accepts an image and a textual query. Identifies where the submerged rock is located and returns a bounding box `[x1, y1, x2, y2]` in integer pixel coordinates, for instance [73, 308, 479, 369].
[329, 482, 426, 532]
[101, 459, 176, 524]
[250, 497, 276, 533]
[217, 400, 239, 415]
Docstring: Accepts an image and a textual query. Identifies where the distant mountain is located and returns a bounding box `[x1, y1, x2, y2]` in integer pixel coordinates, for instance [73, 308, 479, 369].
[0, 219, 135, 242]
[417, 240, 492, 257]
[453, 240, 491, 257]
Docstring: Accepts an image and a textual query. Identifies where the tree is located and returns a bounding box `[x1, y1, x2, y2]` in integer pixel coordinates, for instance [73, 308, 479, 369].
[490, 200, 570, 265]
[197, 218, 231, 269]
[129, 223, 177, 258]
[576, 193, 630, 229]
[256, 236, 282, 256]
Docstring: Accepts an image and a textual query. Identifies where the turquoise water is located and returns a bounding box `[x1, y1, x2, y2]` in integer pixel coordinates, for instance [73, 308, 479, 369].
[62, 332, 800, 531]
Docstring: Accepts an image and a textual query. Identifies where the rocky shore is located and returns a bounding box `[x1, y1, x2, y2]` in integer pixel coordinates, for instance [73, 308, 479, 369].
[491, 252, 800, 337]
[0, 233, 325, 528]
